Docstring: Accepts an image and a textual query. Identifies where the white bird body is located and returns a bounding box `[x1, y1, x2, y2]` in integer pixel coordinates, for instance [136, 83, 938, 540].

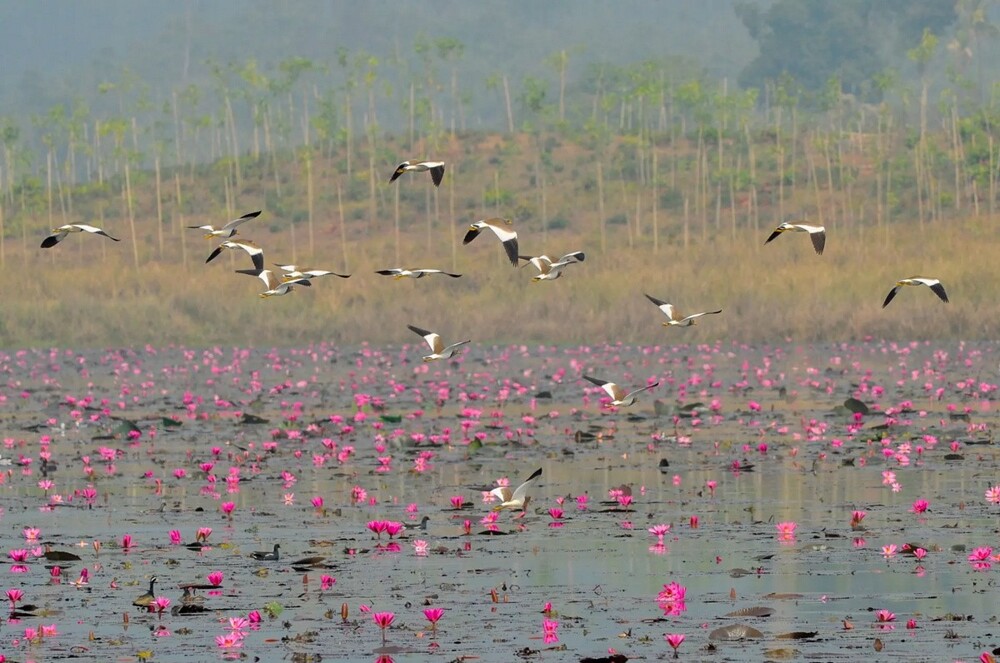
[644, 294, 722, 326]
[882, 277, 949, 308]
[41, 224, 120, 248]
[206, 240, 265, 271]
[375, 268, 462, 279]
[463, 218, 519, 267]
[274, 264, 350, 279]
[407, 324, 470, 362]
[389, 160, 445, 187]
[188, 210, 261, 239]
[519, 251, 585, 281]
[583, 375, 659, 407]
[237, 269, 311, 298]
[764, 222, 826, 255]
[490, 468, 542, 512]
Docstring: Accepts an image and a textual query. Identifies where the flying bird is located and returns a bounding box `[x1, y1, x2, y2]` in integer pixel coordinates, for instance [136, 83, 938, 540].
[236, 269, 312, 298]
[519, 251, 585, 281]
[881, 277, 949, 308]
[205, 240, 265, 271]
[188, 210, 262, 239]
[40, 224, 119, 248]
[490, 468, 543, 513]
[764, 222, 826, 255]
[274, 264, 351, 279]
[375, 268, 462, 279]
[644, 294, 722, 327]
[407, 324, 470, 362]
[463, 218, 519, 267]
[389, 160, 445, 187]
[583, 375, 659, 407]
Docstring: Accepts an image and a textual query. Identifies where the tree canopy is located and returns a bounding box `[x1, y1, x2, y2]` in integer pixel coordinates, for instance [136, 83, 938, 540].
[736, 0, 959, 101]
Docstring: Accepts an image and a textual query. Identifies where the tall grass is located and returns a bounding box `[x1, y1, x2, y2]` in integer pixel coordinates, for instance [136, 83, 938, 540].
[4, 214, 993, 348]
[2, 132, 995, 348]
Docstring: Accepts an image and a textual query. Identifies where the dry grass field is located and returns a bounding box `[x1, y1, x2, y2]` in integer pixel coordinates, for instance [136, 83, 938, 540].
[2, 131, 997, 348]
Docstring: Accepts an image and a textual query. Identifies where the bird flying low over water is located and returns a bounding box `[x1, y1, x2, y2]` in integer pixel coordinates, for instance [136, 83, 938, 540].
[205, 240, 265, 271]
[463, 218, 519, 267]
[274, 264, 350, 279]
[375, 268, 462, 279]
[188, 210, 262, 239]
[237, 269, 312, 298]
[764, 222, 826, 255]
[881, 277, 949, 308]
[644, 293, 722, 327]
[389, 160, 445, 187]
[519, 251, 585, 281]
[491, 467, 542, 513]
[583, 375, 659, 407]
[41, 224, 120, 248]
[407, 324, 470, 362]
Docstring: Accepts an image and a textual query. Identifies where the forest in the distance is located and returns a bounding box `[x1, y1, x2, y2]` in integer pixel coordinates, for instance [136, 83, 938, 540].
[2, 0, 1000, 348]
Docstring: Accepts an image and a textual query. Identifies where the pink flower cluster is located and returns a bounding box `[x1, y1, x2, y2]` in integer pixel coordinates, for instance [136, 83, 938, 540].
[366, 520, 404, 539]
[656, 581, 688, 616]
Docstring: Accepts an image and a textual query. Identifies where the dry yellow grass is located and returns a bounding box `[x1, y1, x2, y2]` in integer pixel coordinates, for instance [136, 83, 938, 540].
[2, 132, 996, 347]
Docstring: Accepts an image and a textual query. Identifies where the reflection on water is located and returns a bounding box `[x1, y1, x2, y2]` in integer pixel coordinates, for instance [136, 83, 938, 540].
[1, 341, 998, 660]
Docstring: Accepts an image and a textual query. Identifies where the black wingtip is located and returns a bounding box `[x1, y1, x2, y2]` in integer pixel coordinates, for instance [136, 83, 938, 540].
[40, 237, 59, 249]
[644, 293, 666, 307]
[407, 324, 431, 337]
[503, 238, 519, 267]
[205, 247, 223, 264]
[526, 467, 543, 481]
[462, 228, 480, 245]
[764, 230, 781, 245]
[244, 210, 262, 219]
[430, 165, 445, 187]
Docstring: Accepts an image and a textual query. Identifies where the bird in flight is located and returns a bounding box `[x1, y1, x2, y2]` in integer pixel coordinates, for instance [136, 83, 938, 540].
[41, 224, 119, 248]
[188, 210, 262, 239]
[764, 222, 826, 255]
[490, 468, 542, 514]
[463, 218, 519, 267]
[644, 294, 722, 327]
[274, 264, 350, 279]
[583, 375, 659, 407]
[375, 268, 462, 279]
[389, 160, 445, 187]
[881, 277, 949, 308]
[407, 324, 470, 362]
[205, 240, 265, 271]
[237, 269, 312, 298]
[519, 251, 585, 281]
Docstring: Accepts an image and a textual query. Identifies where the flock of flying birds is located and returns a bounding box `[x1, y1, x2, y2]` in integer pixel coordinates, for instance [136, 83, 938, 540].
[38, 158, 950, 413]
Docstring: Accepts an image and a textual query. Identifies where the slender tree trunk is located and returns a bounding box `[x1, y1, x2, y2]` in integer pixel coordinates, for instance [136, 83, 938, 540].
[124, 160, 139, 269]
[306, 150, 315, 255]
[337, 181, 349, 272]
[393, 180, 401, 264]
[175, 171, 187, 269]
[597, 161, 606, 254]
[502, 75, 514, 133]
[155, 155, 164, 258]
[652, 147, 659, 253]
[225, 94, 242, 189]
[449, 162, 457, 272]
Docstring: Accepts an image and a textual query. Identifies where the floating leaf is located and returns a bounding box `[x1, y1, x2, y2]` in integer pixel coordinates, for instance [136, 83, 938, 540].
[843, 397, 869, 415]
[379, 414, 403, 423]
[725, 606, 774, 618]
[775, 631, 818, 640]
[240, 413, 269, 425]
[709, 624, 763, 641]
[763, 648, 798, 659]
[160, 417, 182, 428]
